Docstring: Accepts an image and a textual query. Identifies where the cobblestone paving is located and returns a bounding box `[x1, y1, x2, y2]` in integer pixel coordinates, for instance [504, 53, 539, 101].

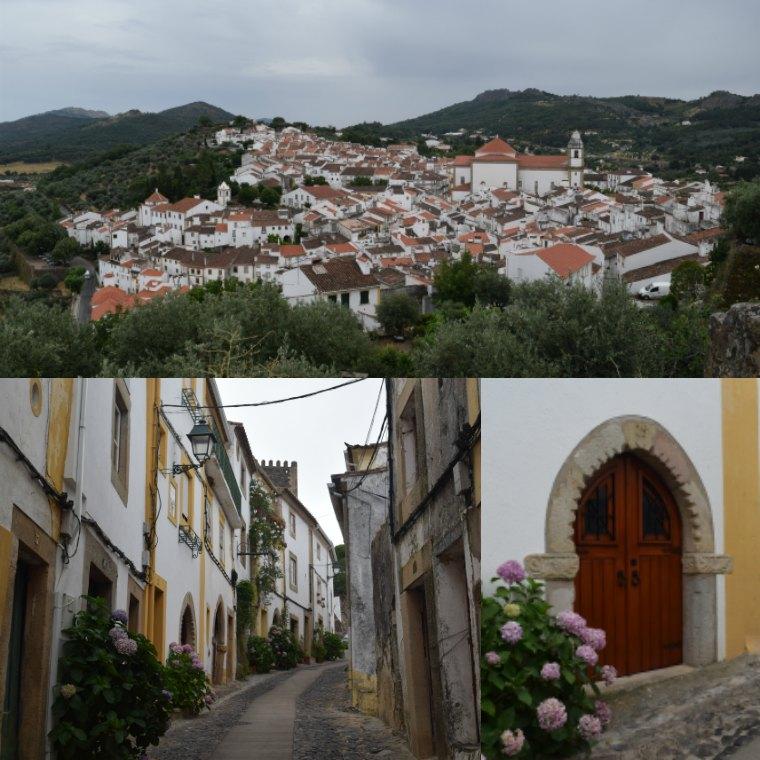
[293, 662, 415, 759]
[147, 670, 292, 760]
[587, 655, 760, 759]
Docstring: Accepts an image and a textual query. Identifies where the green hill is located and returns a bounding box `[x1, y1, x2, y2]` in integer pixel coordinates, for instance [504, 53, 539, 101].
[346, 88, 760, 175]
[0, 102, 235, 163]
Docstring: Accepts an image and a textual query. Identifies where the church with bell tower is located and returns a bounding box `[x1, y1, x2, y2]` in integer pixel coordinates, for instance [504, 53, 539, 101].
[451, 130, 585, 197]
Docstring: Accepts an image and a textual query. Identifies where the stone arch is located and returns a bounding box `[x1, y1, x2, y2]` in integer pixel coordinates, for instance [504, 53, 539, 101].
[525, 415, 732, 668]
[212, 596, 226, 684]
[179, 592, 197, 649]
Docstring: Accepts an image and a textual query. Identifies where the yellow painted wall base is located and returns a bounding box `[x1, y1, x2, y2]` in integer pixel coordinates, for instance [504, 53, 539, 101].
[722, 379, 760, 658]
[349, 669, 379, 716]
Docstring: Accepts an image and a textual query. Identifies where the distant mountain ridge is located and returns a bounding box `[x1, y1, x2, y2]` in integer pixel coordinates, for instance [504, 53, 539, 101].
[0, 101, 235, 163]
[341, 87, 760, 173]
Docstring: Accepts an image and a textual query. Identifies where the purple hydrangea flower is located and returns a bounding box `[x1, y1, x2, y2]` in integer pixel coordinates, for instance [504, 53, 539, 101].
[485, 651, 501, 666]
[191, 656, 203, 669]
[500, 621, 523, 644]
[578, 714, 603, 740]
[181, 644, 194, 654]
[540, 662, 561, 681]
[115, 637, 138, 656]
[576, 644, 598, 667]
[161, 689, 173, 701]
[111, 609, 128, 625]
[595, 700, 612, 726]
[555, 610, 587, 636]
[601, 664, 617, 685]
[580, 627, 607, 652]
[108, 626, 128, 641]
[496, 560, 526, 585]
[500, 728, 525, 756]
[537, 697, 567, 731]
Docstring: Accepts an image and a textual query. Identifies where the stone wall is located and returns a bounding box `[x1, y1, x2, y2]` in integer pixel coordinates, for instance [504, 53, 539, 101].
[707, 302, 760, 377]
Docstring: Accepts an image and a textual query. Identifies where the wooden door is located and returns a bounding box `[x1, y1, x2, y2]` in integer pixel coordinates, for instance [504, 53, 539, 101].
[574, 455, 682, 676]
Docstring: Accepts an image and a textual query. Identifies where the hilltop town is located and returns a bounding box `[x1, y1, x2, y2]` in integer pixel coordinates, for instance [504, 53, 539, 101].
[56, 120, 725, 324]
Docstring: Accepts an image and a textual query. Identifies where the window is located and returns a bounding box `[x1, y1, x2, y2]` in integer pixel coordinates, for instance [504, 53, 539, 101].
[219, 520, 225, 566]
[240, 523, 247, 568]
[400, 397, 419, 495]
[328, 294, 337, 303]
[158, 424, 167, 470]
[340, 292, 350, 307]
[168, 481, 178, 523]
[181, 472, 191, 523]
[289, 511, 296, 538]
[316, 543, 321, 560]
[204, 494, 212, 539]
[359, 290, 369, 304]
[111, 380, 130, 503]
[289, 553, 298, 591]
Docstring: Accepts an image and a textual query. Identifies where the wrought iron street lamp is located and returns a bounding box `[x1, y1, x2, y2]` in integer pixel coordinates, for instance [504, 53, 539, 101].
[163, 418, 217, 475]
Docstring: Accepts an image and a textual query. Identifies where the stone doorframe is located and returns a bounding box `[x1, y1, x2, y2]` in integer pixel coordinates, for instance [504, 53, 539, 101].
[524, 416, 733, 668]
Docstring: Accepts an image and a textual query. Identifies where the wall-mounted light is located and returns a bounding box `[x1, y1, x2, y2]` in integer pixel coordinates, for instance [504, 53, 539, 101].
[162, 418, 217, 475]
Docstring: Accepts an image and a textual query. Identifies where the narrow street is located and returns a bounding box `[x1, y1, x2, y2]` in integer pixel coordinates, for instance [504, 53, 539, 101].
[588, 655, 760, 759]
[148, 661, 413, 760]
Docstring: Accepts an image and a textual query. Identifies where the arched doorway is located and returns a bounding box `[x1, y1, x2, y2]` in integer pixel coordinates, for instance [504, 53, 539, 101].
[574, 454, 682, 676]
[179, 596, 196, 649]
[212, 600, 226, 684]
[524, 416, 733, 669]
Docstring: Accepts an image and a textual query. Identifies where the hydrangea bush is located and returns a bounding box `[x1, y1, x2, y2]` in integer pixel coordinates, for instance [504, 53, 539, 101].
[163, 643, 216, 716]
[49, 598, 172, 759]
[268, 625, 302, 670]
[247, 634, 275, 673]
[481, 561, 616, 758]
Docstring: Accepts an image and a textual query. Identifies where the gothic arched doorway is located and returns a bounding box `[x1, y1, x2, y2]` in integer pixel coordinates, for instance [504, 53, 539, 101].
[574, 454, 683, 676]
[212, 601, 226, 684]
[180, 597, 196, 649]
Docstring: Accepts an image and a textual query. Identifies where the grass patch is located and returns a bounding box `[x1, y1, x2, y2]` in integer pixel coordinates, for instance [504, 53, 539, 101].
[0, 161, 65, 175]
[712, 244, 760, 306]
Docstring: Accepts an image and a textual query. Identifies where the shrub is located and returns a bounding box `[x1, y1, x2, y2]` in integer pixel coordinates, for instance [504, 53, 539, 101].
[49, 597, 172, 759]
[481, 561, 615, 758]
[247, 635, 275, 674]
[323, 631, 347, 661]
[268, 625, 301, 670]
[312, 630, 327, 663]
[31, 272, 57, 290]
[163, 643, 216, 716]
[376, 290, 420, 336]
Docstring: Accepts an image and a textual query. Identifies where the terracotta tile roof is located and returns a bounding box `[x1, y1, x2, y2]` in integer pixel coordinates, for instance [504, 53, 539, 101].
[603, 234, 672, 259]
[517, 155, 568, 169]
[300, 258, 378, 292]
[476, 137, 517, 157]
[532, 243, 595, 278]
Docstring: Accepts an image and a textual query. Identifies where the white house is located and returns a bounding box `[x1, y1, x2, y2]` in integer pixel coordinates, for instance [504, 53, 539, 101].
[278, 257, 382, 331]
[506, 242, 599, 287]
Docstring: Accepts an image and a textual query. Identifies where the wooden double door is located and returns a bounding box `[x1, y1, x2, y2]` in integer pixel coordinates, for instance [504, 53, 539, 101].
[574, 454, 683, 677]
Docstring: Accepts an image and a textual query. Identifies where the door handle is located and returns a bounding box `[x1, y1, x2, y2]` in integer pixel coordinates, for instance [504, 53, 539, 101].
[631, 569, 640, 587]
[617, 570, 627, 587]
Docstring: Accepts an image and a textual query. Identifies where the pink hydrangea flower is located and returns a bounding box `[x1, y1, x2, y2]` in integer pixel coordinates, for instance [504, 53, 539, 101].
[111, 609, 128, 625]
[595, 700, 612, 726]
[580, 627, 606, 652]
[108, 626, 128, 641]
[578, 714, 603, 740]
[537, 697, 567, 731]
[496, 560, 526, 585]
[500, 728, 525, 756]
[485, 651, 501, 666]
[576, 644, 598, 667]
[540, 662, 561, 681]
[601, 664, 618, 685]
[169, 643, 183, 655]
[114, 637, 138, 656]
[500, 621, 523, 644]
[555, 610, 587, 636]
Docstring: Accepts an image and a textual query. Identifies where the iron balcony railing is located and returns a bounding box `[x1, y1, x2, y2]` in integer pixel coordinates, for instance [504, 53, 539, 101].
[182, 387, 243, 514]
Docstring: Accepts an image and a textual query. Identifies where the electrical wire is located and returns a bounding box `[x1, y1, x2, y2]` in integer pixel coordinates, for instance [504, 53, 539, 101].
[343, 414, 388, 496]
[162, 378, 367, 410]
[363, 379, 384, 447]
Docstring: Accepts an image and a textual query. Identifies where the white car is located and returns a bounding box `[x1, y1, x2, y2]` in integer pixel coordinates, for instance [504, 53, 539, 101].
[638, 281, 670, 300]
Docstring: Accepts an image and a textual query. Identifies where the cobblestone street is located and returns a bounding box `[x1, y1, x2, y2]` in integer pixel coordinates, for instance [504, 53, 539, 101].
[588, 655, 760, 759]
[294, 662, 415, 760]
[147, 661, 413, 759]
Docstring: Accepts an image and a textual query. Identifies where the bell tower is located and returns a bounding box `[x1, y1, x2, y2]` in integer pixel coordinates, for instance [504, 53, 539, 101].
[217, 181, 231, 208]
[567, 130, 584, 188]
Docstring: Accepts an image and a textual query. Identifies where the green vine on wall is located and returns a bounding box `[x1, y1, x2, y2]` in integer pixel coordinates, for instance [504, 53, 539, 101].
[249, 480, 285, 607]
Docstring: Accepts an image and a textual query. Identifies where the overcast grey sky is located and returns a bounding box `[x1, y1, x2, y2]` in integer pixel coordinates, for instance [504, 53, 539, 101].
[217, 378, 386, 546]
[2, 0, 759, 125]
